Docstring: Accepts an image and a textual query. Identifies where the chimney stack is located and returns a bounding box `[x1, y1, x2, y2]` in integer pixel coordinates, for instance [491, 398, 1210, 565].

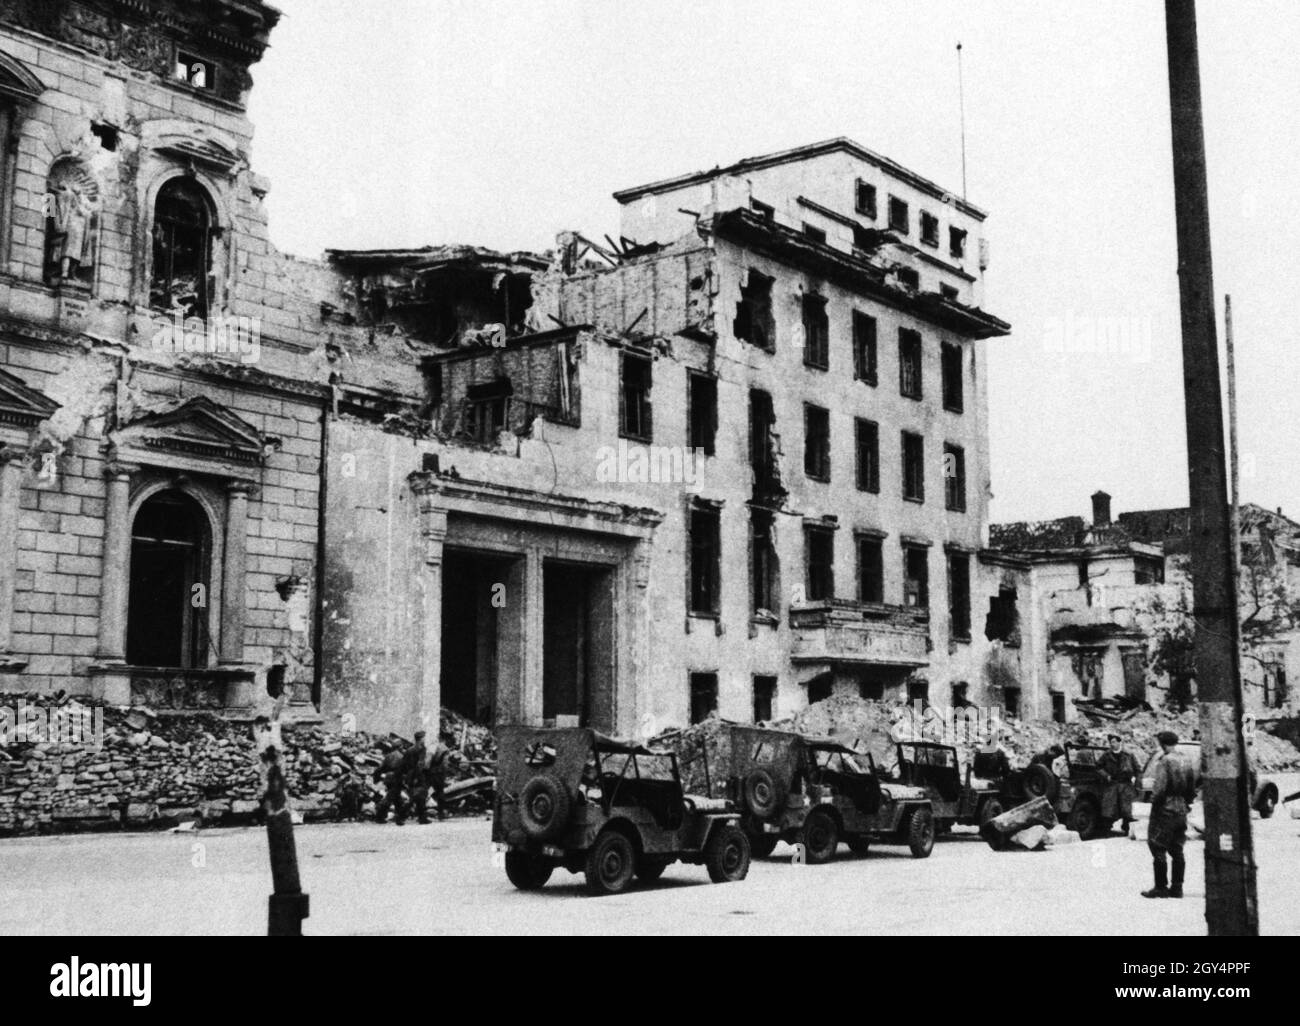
[1091, 490, 1112, 528]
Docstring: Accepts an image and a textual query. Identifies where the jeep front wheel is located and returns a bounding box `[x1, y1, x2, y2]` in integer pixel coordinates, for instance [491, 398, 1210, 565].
[1068, 796, 1100, 839]
[802, 809, 839, 864]
[585, 831, 636, 896]
[979, 798, 1004, 828]
[907, 809, 935, 858]
[504, 851, 553, 891]
[705, 824, 751, 883]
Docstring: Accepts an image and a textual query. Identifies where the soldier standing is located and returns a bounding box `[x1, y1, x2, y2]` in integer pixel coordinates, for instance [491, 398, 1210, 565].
[403, 730, 432, 825]
[373, 748, 406, 825]
[1143, 730, 1198, 899]
[1098, 732, 1140, 833]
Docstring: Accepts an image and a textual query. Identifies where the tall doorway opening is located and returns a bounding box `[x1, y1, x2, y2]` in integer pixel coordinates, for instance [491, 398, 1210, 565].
[127, 490, 211, 668]
[543, 561, 615, 730]
[441, 550, 515, 724]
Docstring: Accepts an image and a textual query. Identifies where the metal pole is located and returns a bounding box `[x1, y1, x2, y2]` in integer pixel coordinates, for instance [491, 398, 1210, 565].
[1164, 0, 1257, 936]
[956, 42, 968, 201]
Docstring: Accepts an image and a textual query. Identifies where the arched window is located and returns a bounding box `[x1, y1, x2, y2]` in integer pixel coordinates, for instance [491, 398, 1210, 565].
[151, 177, 213, 318]
[127, 490, 212, 669]
[43, 159, 100, 288]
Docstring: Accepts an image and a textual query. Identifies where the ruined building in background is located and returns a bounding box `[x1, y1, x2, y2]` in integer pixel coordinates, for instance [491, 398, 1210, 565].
[988, 491, 1299, 721]
[0, 3, 1020, 736]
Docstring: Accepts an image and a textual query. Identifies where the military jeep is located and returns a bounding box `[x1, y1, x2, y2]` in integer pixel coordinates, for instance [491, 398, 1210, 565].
[492, 725, 751, 896]
[720, 725, 935, 863]
[893, 740, 1003, 833]
[1139, 741, 1278, 818]
[1006, 743, 1127, 839]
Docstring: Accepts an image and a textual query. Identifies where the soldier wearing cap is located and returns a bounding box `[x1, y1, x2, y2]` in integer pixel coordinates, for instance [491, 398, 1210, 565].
[1098, 732, 1139, 833]
[1143, 730, 1198, 899]
[401, 730, 431, 825]
[373, 748, 407, 824]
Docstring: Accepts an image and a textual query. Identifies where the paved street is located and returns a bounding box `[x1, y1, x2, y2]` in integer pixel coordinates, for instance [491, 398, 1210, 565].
[3, 778, 1296, 935]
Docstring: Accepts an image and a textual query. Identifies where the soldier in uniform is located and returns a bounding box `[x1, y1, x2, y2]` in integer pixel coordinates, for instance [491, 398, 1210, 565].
[408, 732, 457, 823]
[1098, 732, 1140, 833]
[1143, 730, 1198, 899]
[372, 748, 407, 825]
[401, 731, 431, 825]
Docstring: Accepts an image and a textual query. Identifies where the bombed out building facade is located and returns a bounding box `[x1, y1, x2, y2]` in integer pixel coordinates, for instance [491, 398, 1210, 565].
[0, 2, 1042, 739]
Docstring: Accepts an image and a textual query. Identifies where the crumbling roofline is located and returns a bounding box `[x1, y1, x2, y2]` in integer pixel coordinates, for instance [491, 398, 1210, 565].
[418, 325, 591, 366]
[613, 137, 987, 221]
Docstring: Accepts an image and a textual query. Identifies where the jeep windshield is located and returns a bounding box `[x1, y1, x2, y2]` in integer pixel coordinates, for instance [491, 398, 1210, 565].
[598, 750, 677, 781]
[809, 747, 868, 775]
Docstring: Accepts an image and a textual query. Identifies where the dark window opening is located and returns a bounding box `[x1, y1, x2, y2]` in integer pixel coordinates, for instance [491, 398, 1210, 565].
[91, 123, 118, 152]
[1271, 667, 1288, 710]
[903, 544, 929, 608]
[853, 311, 877, 384]
[948, 552, 971, 639]
[896, 267, 920, 290]
[920, 211, 940, 247]
[749, 388, 782, 499]
[804, 403, 831, 482]
[855, 418, 880, 494]
[127, 490, 210, 669]
[899, 329, 922, 398]
[941, 342, 964, 412]
[1135, 557, 1165, 585]
[151, 177, 213, 318]
[802, 223, 826, 243]
[853, 223, 877, 249]
[908, 677, 929, 706]
[888, 195, 909, 234]
[462, 378, 513, 443]
[952, 682, 970, 708]
[944, 443, 966, 513]
[802, 293, 829, 370]
[687, 371, 717, 456]
[1004, 686, 1021, 719]
[751, 508, 778, 616]
[1051, 692, 1066, 723]
[620, 351, 653, 441]
[855, 180, 877, 219]
[985, 587, 1019, 643]
[858, 535, 884, 604]
[940, 283, 960, 301]
[805, 525, 835, 601]
[751, 199, 775, 221]
[753, 675, 777, 722]
[689, 502, 721, 616]
[175, 51, 217, 91]
[858, 676, 885, 701]
[902, 431, 925, 502]
[690, 672, 718, 724]
[949, 226, 967, 259]
[808, 672, 833, 704]
[734, 269, 775, 351]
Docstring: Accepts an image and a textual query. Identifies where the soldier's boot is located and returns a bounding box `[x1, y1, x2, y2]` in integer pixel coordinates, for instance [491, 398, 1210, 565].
[1142, 857, 1169, 898]
[1169, 854, 1185, 898]
[375, 800, 388, 824]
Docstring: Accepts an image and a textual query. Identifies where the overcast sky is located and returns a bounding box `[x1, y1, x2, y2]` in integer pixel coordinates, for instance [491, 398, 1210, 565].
[246, 0, 1300, 525]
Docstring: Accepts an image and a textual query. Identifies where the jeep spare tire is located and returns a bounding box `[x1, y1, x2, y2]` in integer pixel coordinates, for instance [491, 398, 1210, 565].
[519, 774, 571, 841]
[744, 768, 782, 819]
[1024, 764, 1058, 801]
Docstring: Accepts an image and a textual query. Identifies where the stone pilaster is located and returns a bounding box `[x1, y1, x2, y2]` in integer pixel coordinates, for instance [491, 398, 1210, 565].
[219, 482, 252, 665]
[409, 474, 447, 735]
[0, 448, 25, 670]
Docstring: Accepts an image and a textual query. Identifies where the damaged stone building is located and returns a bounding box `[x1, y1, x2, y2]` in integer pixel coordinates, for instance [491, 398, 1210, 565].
[0, 2, 1023, 738]
[988, 491, 1300, 722]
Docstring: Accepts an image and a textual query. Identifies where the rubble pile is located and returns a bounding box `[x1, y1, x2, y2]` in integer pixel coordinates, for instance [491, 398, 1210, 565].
[0, 693, 496, 836]
[651, 718, 734, 797]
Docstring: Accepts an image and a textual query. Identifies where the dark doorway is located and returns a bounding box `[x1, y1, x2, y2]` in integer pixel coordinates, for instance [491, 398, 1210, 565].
[441, 550, 514, 724]
[127, 490, 210, 668]
[543, 561, 615, 730]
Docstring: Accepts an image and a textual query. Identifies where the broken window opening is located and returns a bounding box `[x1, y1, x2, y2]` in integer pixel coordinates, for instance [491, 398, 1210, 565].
[902, 431, 925, 503]
[949, 226, 967, 260]
[903, 544, 929, 608]
[687, 370, 717, 456]
[804, 403, 831, 483]
[688, 500, 721, 616]
[897, 266, 920, 290]
[985, 587, 1019, 644]
[944, 443, 966, 513]
[462, 378, 513, 444]
[751, 199, 775, 221]
[899, 328, 923, 399]
[1003, 686, 1021, 718]
[690, 672, 718, 724]
[734, 269, 775, 351]
[1135, 556, 1165, 585]
[940, 283, 960, 301]
[749, 388, 784, 502]
[857, 534, 884, 604]
[751, 507, 778, 617]
[920, 211, 940, 248]
[151, 177, 214, 318]
[948, 552, 971, 639]
[808, 672, 833, 704]
[942, 342, 964, 412]
[753, 675, 777, 723]
[855, 418, 879, 494]
[888, 196, 909, 234]
[175, 50, 217, 91]
[804, 524, 835, 602]
[802, 293, 829, 370]
[91, 123, 118, 152]
[855, 180, 877, 219]
[802, 222, 826, 243]
[1050, 691, 1067, 723]
[853, 311, 877, 384]
[619, 351, 653, 441]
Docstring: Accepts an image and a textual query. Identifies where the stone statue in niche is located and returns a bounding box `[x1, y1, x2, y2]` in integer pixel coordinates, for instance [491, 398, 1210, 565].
[44, 160, 100, 286]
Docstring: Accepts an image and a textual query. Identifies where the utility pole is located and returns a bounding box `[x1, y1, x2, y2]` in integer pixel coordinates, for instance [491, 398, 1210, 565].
[1163, 0, 1257, 935]
[956, 42, 968, 201]
[1225, 296, 1241, 565]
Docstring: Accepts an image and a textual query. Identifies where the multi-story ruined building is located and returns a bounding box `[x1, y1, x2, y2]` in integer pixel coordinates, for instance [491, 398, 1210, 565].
[988, 492, 1299, 721]
[0, 4, 1017, 737]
